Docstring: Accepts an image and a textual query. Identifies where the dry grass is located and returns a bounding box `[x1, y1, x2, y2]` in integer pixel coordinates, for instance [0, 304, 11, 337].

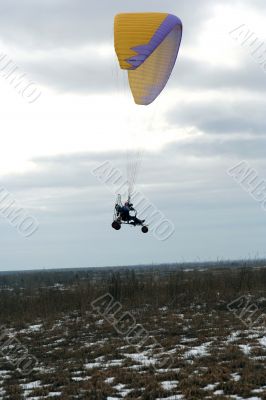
[0, 264, 265, 399]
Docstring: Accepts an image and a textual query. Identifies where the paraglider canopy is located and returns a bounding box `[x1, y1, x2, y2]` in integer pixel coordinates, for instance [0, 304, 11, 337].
[114, 12, 182, 105]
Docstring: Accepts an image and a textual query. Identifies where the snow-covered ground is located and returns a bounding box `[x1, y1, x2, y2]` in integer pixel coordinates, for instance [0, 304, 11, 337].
[0, 306, 265, 399]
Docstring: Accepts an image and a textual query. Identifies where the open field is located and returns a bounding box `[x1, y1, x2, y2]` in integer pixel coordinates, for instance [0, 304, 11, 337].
[0, 262, 265, 399]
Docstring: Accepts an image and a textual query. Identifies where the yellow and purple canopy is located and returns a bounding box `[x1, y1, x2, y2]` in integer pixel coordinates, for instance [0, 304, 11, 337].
[114, 13, 183, 105]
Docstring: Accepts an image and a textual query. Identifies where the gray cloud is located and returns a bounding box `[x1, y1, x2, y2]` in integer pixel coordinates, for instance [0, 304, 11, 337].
[1, 152, 124, 192]
[3, 0, 265, 97]
[0, 0, 219, 95]
[0, 0, 212, 49]
[168, 97, 266, 135]
[1, 0, 266, 269]
[1, 147, 266, 269]
[23, 54, 117, 94]
[21, 51, 266, 96]
[170, 57, 266, 93]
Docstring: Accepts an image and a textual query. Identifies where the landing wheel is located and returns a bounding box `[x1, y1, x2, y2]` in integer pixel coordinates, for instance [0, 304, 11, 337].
[112, 221, 121, 231]
[141, 226, 148, 234]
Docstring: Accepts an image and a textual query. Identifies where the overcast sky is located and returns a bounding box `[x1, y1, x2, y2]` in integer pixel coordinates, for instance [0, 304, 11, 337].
[0, 0, 266, 270]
